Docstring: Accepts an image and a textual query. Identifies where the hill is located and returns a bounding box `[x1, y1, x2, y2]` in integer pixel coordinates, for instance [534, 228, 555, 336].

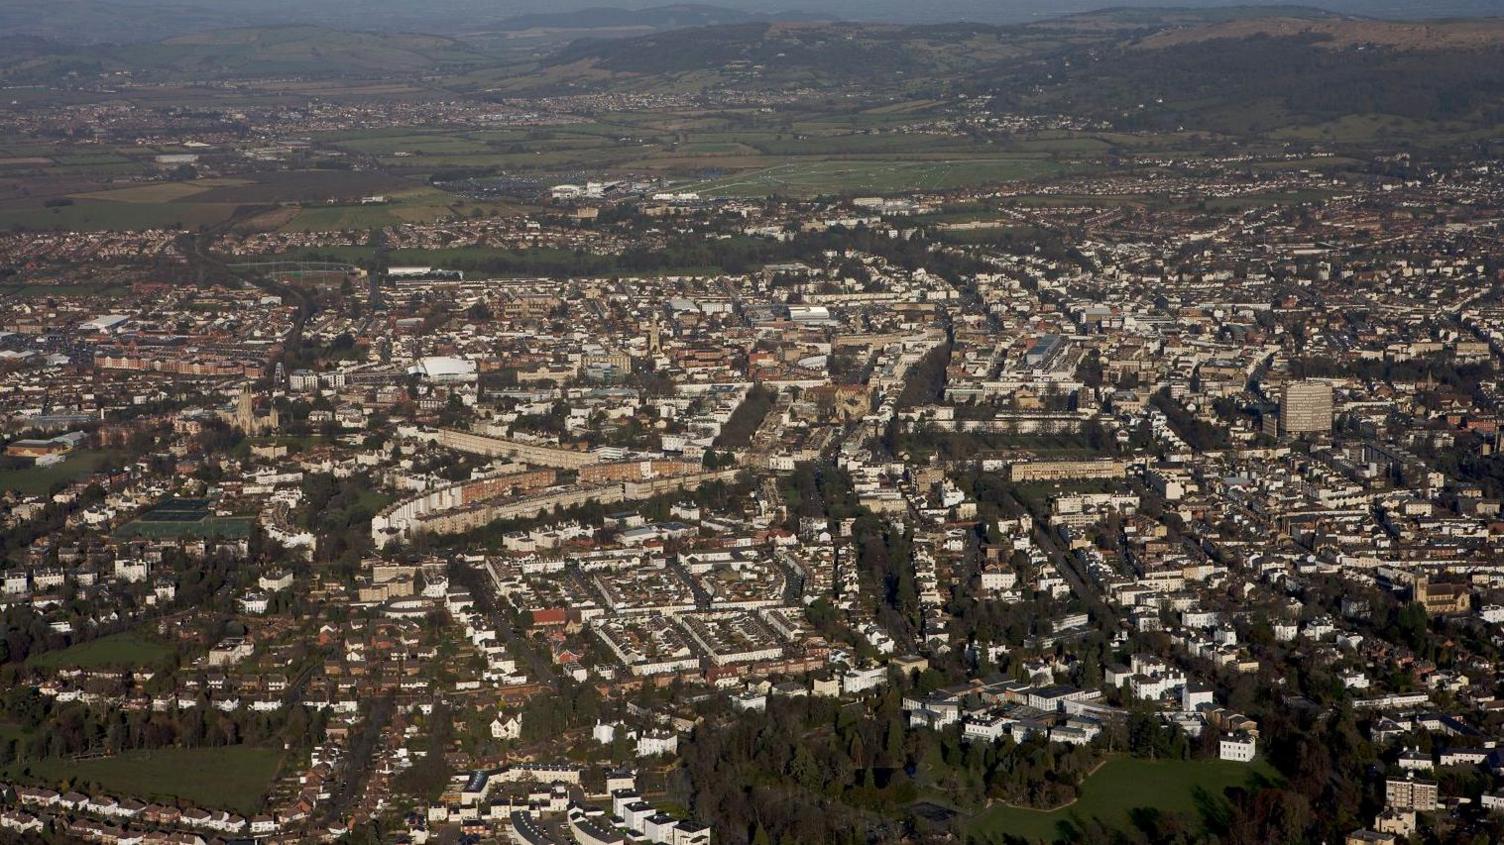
[525, 11, 1504, 131]
[491, 4, 828, 32]
[0, 26, 499, 81]
[4, 8, 1503, 138]
[1132, 15, 1504, 50]
[534, 21, 1022, 87]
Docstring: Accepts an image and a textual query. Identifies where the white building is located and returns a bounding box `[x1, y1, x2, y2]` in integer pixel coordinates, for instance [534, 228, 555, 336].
[491, 713, 523, 741]
[1219, 734, 1256, 762]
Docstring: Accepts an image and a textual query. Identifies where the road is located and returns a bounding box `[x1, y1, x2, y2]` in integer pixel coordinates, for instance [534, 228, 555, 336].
[448, 558, 560, 685]
[318, 694, 393, 828]
[1014, 491, 1119, 629]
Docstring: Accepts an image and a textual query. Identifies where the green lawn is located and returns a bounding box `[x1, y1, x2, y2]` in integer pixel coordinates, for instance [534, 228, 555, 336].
[0, 449, 116, 495]
[28, 632, 175, 671]
[969, 757, 1281, 844]
[13, 746, 282, 814]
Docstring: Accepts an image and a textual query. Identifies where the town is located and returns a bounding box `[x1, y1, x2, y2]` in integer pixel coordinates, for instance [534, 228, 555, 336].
[4, 5, 1504, 845]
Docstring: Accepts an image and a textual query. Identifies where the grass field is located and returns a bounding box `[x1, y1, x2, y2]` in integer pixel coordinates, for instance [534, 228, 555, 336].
[13, 747, 281, 814]
[0, 449, 115, 495]
[279, 188, 467, 231]
[683, 158, 1066, 197]
[0, 201, 241, 231]
[27, 632, 175, 671]
[969, 757, 1280, 844]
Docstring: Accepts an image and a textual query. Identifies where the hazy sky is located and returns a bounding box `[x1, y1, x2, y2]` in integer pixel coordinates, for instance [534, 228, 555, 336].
[8, 0, 1504, 46]
[68, 0, 1504, 24]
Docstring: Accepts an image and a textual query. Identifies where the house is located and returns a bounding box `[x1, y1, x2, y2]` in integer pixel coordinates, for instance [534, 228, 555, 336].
[491, 713, 523, 741]
[0, 811, 42, 833]
[1219, 733, 1257, 762]
[636, 730, 678, 757]
[1396, 748, 1432, 771]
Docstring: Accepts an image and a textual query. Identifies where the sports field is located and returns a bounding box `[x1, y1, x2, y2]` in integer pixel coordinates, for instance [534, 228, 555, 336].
[18, 746, 282, 814]
[969, 757, 1281, 843]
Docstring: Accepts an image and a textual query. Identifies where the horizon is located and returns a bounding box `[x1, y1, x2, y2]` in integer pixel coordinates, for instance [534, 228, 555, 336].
[6, 0, 1504, 44]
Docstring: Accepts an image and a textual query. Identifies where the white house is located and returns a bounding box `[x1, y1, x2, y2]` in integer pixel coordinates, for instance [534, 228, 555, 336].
[491, 713, 523, 741]
[636, 730, 678, 758]
[1219, 734, 1256, 762]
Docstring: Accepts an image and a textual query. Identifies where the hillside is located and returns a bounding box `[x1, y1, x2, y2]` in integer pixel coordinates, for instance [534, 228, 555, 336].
[490, 4, 827, 32]
[1133, 15, 1504, 49]
[527, 11, 1504, 131]
[0, 26, 499, 81]
[1030, 17, 1504, 128]
[4, 8, 1504, 137]
[536, 21, 1029, 87]
[134, 27, 493, 75]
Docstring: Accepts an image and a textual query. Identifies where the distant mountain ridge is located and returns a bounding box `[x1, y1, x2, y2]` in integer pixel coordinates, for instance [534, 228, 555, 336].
[3, 5, 1504, 137]
[0, 1, 827, 44]
[489, 4, 828, 31]
[3, 0, 1503, 44]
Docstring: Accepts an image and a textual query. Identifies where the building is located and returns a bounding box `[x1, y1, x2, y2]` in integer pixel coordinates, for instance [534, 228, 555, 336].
[1008, 459, 1128, 483]
[223, 386, 279, 435]
[1413, 576, 1471, 616]
[1219, 733, 1257, 762]
[1281, 380, 1333, 435]
[491, 713, 523, 741]
[207, 637, 255, 667]
[1384, 774, 1437, 811]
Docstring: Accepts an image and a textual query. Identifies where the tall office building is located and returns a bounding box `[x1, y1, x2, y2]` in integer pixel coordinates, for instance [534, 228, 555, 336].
[1281, 380, 1333, 435]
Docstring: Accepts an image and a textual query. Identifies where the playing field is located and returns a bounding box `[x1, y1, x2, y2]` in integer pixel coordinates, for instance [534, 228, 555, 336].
[18, 746, 282, 815]
[27, 632, 175, 671]
[0, 449, 115, 495]
[968, 757, 1281, 843]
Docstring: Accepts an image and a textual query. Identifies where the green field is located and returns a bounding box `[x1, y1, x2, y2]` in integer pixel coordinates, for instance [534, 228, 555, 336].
[13, 747, 282, 814]
[969, 757, 1280, 843]
[28, 632, 175, 671]
[0, 449, 115, 495]
[0, 200, 240, 231]
[682, 157, 1066, 197]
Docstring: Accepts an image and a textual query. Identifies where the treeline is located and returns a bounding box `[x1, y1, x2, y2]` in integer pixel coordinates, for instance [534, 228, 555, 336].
[897, 341, 952, 409]
[714, 384, 775, 448]
[1, 545, 259, 670]
[677, 681, 1234, 845]
[1150, 389, 1231, 452]
[778, 463, 919, 644]
[895, 423, 1116, 464]
[518, 680, 603, 743]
